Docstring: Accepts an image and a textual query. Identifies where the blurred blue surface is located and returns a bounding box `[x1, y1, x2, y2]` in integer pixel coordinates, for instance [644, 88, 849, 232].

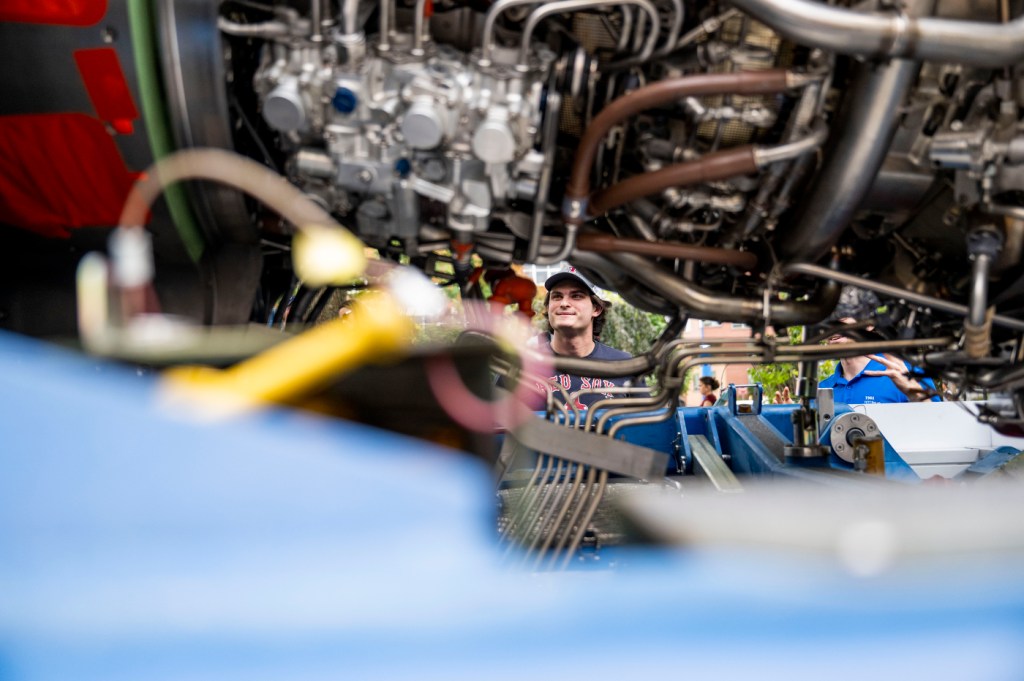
[2, 331, 1024, 680]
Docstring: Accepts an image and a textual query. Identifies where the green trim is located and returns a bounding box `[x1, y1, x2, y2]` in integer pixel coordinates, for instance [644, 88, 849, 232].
[126, 0, 206, 262]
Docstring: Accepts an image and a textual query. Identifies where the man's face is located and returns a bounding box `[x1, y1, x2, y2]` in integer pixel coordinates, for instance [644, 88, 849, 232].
[547, 282, 600, 334]
[827, 317, 857, 344]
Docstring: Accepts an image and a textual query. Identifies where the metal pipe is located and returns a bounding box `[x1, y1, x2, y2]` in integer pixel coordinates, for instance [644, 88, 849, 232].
[378, 0, 393, 51]
[342, 0, 360, 35]
[588, 122, 826, 217]
[564, 70, 796, 219]
[532, 463, 583, 569]
[728, 0, 1024, 67]
[588, 146, 760, 217]
[674, 8, 740, 50]
[217, 17, 290, 38]
[969, 254, 994, 328]
[550, 353, 656, 379]
[518, 0, 659, 66]
[752, 119, 829, 166]
[776, 58, 922, 262]
[548, 465, 595, 568]
[534, 224, 578, 266]
[603, 0, 684, 68]
[526, 89, 562, 262]
[781, 262, 1024, 331]
[310, 0, 325, 42]
[616, 7, 634, 53]
[658, 0, 684, 55]
[562, 469, 608, 569]
[606, 251, 841, 325]
[412, 0, 430, 56]
[568, 249, 678, 316]
[480, 0, 542, 65]
[576, 231, 758, 270]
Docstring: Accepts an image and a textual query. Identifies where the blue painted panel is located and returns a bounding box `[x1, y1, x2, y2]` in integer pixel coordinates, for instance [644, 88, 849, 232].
[2, 332, 1024, 680]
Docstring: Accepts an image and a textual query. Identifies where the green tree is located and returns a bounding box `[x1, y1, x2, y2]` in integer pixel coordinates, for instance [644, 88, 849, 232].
[598, 294, 669, 356]
[747, 327, 837, 400]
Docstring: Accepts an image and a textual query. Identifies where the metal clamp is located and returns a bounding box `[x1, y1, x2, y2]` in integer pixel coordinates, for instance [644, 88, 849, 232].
[829, 412, 880, 463]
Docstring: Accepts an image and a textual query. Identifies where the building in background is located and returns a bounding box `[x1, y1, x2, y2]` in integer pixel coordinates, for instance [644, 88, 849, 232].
[681, 319, 755, 407]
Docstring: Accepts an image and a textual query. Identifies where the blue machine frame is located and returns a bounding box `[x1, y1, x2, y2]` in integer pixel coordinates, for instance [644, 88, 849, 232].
[3, 331, 1024, 680]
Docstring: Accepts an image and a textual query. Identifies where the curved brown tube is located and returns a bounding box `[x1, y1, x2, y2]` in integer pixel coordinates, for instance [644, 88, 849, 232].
[588, 146, 759, 217]
[565, 70, 791, 209]
[576, 232, 758, 270]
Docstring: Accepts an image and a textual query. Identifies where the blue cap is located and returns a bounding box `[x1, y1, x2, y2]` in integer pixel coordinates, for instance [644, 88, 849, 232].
[331, 87, 358, 114]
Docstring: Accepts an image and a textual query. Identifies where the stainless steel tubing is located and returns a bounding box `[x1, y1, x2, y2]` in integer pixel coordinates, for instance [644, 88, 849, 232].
[479, 0, 542, 65]
[752, 119, 828, 167]
[969, 253, 994, 329]
[519, 0, 660, 65]
[342, 0, 359, 35]
[550, 353, 656, 379]
[729, 0, 1024, 67]
[377, 0, 393, 50]
[658, 0, 684, 55]
[606, 251, 841, 325]
[532, 463, 584, 569]
[776, 56, 922, 262]
[217, 17, 290, 38]
[412, 0, 430, 55]
[616, 7, 635, 53]
[310, 0, 325, 41]
[561, 469, 608, 569]
[782, 262, 1024, 331]
[547, 465, 596, 568]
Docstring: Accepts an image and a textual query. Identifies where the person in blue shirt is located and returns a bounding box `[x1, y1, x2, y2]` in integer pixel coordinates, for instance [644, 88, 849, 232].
[775, 286, 941, 404]
[819, 346, 936, 404]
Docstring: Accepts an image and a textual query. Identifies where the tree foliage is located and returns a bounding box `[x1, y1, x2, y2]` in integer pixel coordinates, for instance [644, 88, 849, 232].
[598, 295, 669, 356]
[747, 327, 837, 400]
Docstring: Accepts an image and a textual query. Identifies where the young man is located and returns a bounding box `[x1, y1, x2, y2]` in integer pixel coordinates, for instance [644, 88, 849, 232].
[774, 287, 940, 404]
[816, 318, 937, 404]
[532, 271, 633, 409]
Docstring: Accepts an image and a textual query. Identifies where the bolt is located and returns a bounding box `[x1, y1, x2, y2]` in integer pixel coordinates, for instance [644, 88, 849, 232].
[357, 169, 374, 184]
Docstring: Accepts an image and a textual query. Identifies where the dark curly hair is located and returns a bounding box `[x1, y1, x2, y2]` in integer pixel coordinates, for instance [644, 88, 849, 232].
[699, 376, 720, 391]
[542, 291, 610, 339]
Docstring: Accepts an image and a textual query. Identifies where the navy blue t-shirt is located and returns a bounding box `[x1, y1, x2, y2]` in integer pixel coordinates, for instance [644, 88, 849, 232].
[820, 358, 940, 404]
[531, 334, 634, 409]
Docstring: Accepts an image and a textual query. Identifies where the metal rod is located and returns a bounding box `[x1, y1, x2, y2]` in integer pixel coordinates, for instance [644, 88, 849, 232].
[561, 469, 608, 569]
[533, 463, 584, 569]
[479, 0, 543, 65]
[605, 251, 842, 325]
[522, 457, 565, 549]
[412, 0, 429, 56]
[548, 465, 595, 568]
[377, 0, 393, 50]
[776, 55, 923, 262]
[519, 0, 660, 66]
[782, 262, 1024, 331]
[729, 0, 1024, 67]
[310, 0, 325, 42]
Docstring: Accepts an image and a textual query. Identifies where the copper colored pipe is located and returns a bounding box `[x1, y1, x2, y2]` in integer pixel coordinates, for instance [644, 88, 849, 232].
[576, 231, 758, 270]
[587, 146, 759, 217]
[565, 70, 792, 211]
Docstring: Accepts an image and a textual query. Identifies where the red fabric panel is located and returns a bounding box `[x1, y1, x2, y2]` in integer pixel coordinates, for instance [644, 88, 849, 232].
[0, 0, 107, 26]
[0, 113, 141, 237]
[74, 48, 139, 135]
